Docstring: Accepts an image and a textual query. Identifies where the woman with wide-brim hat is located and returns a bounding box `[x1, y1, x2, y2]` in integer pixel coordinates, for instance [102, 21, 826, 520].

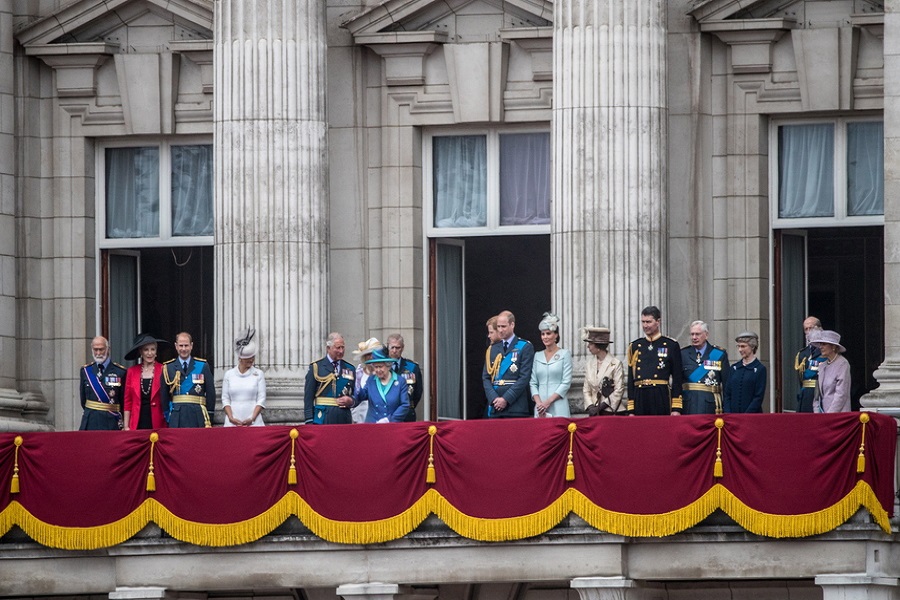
[355, 347, 410, 423]
[581, 326, 626, 415]
[222, 329, 267, 426]
[808, 329, 852, 413]
[351, 337, 382, 423]
[123, 333, 171, 430]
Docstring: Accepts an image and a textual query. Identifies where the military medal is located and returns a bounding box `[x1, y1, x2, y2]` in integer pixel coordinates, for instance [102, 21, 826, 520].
[194, 384, 202, 394]
[109, 389, 116, 397]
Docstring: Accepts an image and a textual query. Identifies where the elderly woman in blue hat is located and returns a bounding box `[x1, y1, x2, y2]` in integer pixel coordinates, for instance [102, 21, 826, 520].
[355, 347, 411, 423]
[808, 329, 852, 413]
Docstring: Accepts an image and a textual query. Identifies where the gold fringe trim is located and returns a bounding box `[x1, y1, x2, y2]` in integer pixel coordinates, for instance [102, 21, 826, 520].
[0, 484, 889, 549]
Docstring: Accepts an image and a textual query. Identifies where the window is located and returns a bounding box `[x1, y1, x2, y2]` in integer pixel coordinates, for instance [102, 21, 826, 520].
[100, 139, 214, 247]
[426, 129, 551, 235]
[773, 118, 883, 227]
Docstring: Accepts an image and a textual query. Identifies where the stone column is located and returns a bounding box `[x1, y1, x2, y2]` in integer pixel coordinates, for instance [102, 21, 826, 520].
[816, 575, 900, 600]
[0, 1, 17, 401]
[552, 0, 669, 359]
[864, 0, 900, 415]
[571, 577, 637, 600]
[214, 0, 329, 414]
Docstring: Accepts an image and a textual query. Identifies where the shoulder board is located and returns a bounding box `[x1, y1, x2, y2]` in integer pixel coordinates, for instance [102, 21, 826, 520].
[113, 362, 126, 369]
[82, 362, 93, 368]
[713, 345, 725, 351]
[163, 358, 177, 365]
[194, 357, 207, 363]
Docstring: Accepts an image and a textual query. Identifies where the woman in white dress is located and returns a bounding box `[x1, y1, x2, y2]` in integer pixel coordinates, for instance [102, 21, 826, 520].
[222, 329, 266, 427]
[530, 313, 573, 417]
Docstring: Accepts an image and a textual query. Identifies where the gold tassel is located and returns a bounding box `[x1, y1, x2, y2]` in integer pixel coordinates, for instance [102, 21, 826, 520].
[10, 436, 22, 494]
[426, 425, 437, 484]
[146, 432, 159, 492]
[713, 418, 724, 479]
[288, 428, 299, 485]
[857, 413, 869, 474]
[566, 422, 577, 482]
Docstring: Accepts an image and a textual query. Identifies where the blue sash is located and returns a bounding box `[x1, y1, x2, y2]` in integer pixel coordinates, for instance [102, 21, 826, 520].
[494, 339, 527, 384]
[84, 365, 114, 405]
[178, 361, 205, 395]
[687, 347, 724, 384]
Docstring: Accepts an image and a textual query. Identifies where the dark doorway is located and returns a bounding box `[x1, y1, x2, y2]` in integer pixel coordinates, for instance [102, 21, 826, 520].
[806, 227, 883, 410]
[463, 235, 551, 419]
[103, 246, 214, 367]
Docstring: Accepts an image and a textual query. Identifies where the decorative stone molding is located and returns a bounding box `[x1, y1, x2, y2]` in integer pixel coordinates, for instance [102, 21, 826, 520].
[500, 27, 553, 81]
[701, 20, 795, 74]
[24, 43, 117, 98]
[444, 42, 508, 123]
[815, 575, 900, 600]
[358, 32, 446, 87]
[170, 40, 214, 94]
[571, 577, 636, 600]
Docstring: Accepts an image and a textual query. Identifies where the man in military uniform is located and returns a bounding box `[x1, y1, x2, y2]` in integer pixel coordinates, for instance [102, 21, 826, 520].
[627, 306, 683, 415]
[482, 310, 535, 418]
[680, 320, 729, 414]
[160, 332, 216, 427]
[304, 332, 356, 424]
[795, 316, 824, 413]
[387, 333, 423, 422]
[79, 336, 127, 430]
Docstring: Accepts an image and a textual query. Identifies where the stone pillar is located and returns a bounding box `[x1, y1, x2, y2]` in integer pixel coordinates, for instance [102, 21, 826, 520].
[214, 0, 329, 415]
[864, 0, 900, 415]
[0, 1, 17, 401]
[816, 575, 900, 600]
[552, 0, 669, 360]
[337, 583, 437, 600]
[571, 577, 637, 600]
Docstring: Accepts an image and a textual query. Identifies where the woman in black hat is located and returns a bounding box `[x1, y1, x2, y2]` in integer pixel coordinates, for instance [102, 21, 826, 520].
[123, 333, 170, 430]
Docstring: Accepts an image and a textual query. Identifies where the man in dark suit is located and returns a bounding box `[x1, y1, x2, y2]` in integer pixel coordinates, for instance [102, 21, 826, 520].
[387, 333, 423, 422]
[79, 336, 127, 430]
[680, 320, 729, 414]
[304, 332, 356, 424]
[160, 332, 215, 427]
[627, 306, 683, 415]
[795, 316, 824, 413]
[482, 310, 535, 418]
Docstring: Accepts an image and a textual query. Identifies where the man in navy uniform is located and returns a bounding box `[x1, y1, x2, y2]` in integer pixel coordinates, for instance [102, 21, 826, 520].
[795, 316, 824, 413]
[304, 332, 356, 424]
[627, 306, 684, 415]
[79, 336, 127, 430]
[160, 332, 215, 427]
[482, 310, 535, 418]
[387, 333, 423, 421]
[680, 320, 729, 414]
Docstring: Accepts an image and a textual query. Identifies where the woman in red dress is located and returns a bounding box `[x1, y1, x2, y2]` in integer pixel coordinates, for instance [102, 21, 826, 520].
[123, 333, 170, 430]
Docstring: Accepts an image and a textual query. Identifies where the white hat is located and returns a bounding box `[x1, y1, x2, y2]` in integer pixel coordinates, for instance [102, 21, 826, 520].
[235, 328, 257, 359]
[808, 329, 846, 354]
[353, 337, 382, 357]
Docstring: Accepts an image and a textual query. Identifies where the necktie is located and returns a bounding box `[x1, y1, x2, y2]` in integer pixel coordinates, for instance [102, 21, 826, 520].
[697, 351, 702, 363]
[333, 360, 339, 374]
[182, 361, 189, 375]
[503, 341, 509, 354]
[98, 363, 104, 375]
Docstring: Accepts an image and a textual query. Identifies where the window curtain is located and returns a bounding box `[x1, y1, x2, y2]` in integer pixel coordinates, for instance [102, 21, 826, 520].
[105, 147, 160, 238]
[778, 124, 834, 218]
[172, 145, 214, 236]
[108, 253, 138, 365]
[499, 132, 551, 225]
[433, 136, 487, 228]
[847, 121, 884, 216]
[436, 243, 464, 419]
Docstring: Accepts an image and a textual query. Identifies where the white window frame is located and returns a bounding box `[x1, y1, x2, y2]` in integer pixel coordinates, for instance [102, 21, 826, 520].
[424, 126, 552, 238]
[770, 115, 884, 229]
[96, 136, 215, 249]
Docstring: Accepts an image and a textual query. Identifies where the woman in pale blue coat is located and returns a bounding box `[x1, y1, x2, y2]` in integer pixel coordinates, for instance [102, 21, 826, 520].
[355, 347, 410, 423]
[530, 313, 573, 417]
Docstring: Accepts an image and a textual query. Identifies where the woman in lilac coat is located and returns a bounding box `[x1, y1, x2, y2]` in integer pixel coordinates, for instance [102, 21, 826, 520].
[809, 330, 852, 413]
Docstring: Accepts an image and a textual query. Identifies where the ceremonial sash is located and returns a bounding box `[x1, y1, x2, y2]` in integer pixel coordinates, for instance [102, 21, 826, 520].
[687, 347, 725, 384]
[84, 365, 121, 421]
[493, 340, 527, 386]
[178, 361, 205, 396]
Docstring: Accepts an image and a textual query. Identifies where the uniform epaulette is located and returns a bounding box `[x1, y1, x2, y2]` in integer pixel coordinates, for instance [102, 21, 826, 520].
[194, 357, 207, 363]
[113, 362, 126, 369]
[82, 362, 93, 368]
[163, 358, 177, 365]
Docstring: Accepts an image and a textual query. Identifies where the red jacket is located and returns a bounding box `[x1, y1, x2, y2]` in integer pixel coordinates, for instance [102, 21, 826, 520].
[124, 362, 168, 430]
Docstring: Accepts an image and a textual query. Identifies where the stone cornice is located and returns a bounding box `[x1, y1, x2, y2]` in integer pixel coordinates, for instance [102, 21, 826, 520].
[702, 20, 796, 74]
[24, 42, 118, 97]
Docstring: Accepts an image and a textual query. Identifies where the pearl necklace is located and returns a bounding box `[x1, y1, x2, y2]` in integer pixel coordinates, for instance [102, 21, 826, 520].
[141, 376, 152, 395]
